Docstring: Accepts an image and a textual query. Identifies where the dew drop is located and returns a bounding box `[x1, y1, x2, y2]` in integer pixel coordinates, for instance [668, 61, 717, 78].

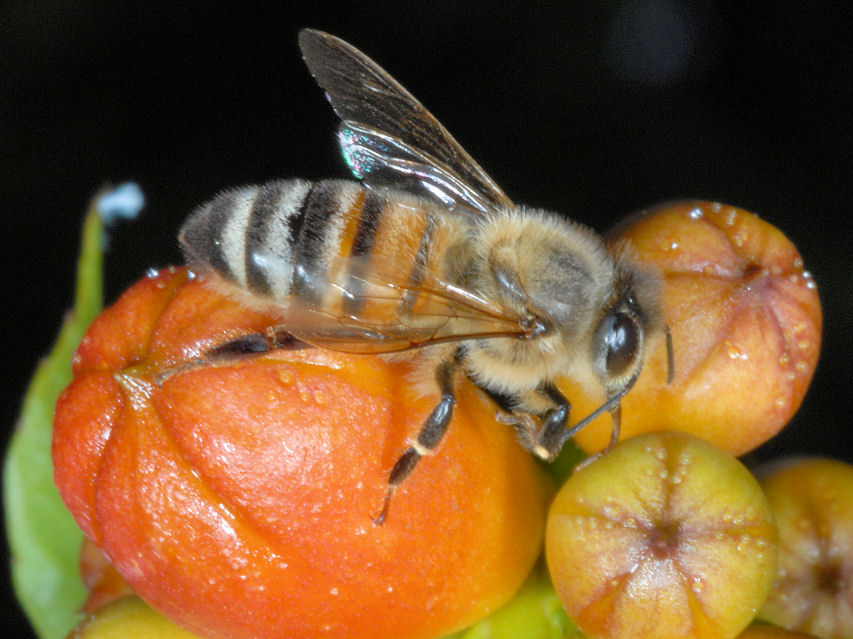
[775, 396, 787, 408]
[795, 361, 809, 372]
[689, 207, 704, 220]
[299, 389, 311, 403]
[330, 587, 339, 596]
[712, 202, 722, 213]
[726, 343, 748, 361]
[779, 353, 790, 366]
[770, 265, 782, 276]
[277, 369, 294, 386]
[658, 469, 669, 480]
[669, 240, 679, 251]
[798, 340, 810, 351]
[313, 390, 326, 405]
[793, 256, 804, 269]
[691, 578, 705, 594]
[725, 209, 737, 225]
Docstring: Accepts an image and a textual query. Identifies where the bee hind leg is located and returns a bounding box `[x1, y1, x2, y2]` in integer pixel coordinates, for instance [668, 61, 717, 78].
[205, 326, 309, 360]
[373, 353, 460, 526]
[153, 326, 309, 384]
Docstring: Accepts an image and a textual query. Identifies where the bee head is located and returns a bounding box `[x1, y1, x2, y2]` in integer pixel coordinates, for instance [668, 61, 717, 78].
[592, 259, 664, 399]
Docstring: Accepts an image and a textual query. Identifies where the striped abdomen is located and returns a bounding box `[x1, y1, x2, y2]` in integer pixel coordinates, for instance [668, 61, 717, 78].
[179, 178, 467, 320]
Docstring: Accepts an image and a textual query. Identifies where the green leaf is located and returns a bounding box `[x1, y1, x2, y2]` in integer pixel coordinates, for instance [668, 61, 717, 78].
[443, 564, 582, 639]
[3, 194, 106, 639]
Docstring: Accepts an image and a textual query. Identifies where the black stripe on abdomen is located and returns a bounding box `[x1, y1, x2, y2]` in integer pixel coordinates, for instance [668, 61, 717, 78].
[179, 189, 242, 283]
[244, 182, 287, 296]
[290, 181, 340, 303]
[341, 190, 384, 315]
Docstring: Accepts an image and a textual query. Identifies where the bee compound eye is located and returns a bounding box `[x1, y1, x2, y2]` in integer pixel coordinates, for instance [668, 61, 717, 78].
[605, 312, 640, 378]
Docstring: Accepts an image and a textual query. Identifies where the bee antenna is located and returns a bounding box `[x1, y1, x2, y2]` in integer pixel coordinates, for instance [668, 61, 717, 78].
[558, 373, 639, 448]
[664, 324, 675, 384]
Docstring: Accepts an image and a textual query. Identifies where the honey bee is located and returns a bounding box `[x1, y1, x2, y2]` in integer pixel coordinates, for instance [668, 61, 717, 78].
[180, 29, 671, 524]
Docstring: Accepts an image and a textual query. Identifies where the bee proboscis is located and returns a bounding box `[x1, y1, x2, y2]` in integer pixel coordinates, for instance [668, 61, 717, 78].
[179, 29, 671, 524]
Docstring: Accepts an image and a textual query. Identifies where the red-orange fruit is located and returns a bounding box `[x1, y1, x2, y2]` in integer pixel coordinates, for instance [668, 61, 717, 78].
[561, 201, 821, 457]
[546, 431, 777, 639]
[53, 267, 551, 639]
[758, 458, 853, 639]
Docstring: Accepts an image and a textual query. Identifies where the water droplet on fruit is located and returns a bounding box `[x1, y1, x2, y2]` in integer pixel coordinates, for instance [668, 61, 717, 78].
[689, 207, 703, 219]
[313, 390, 326, 405]
[726, 343, 748, 361]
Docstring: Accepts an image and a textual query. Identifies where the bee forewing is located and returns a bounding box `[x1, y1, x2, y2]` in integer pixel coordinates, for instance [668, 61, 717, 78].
[298, 28, 513, 214]
[282, 253, 530, 353]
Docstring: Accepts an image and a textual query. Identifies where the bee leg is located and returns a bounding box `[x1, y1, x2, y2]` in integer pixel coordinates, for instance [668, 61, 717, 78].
[205, 327, 308, 361]
[373, 354, 459, 526]
[153, 327, 308, 384]
[532, 383, 571, 460]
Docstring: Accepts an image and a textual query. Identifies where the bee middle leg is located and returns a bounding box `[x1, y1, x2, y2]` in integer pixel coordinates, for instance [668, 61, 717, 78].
[373, 350, 461, 526]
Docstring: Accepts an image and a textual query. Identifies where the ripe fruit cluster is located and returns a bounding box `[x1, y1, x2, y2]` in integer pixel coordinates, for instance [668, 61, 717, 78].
[50, 201, 841, 639]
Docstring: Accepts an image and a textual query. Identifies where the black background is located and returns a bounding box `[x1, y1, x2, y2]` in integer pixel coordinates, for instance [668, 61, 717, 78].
[2, 1, 851, 635]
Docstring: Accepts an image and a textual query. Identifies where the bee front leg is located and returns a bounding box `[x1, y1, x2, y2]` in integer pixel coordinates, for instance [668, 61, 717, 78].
[529, 383, 571, 461]
[373, 352, 460, 526]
